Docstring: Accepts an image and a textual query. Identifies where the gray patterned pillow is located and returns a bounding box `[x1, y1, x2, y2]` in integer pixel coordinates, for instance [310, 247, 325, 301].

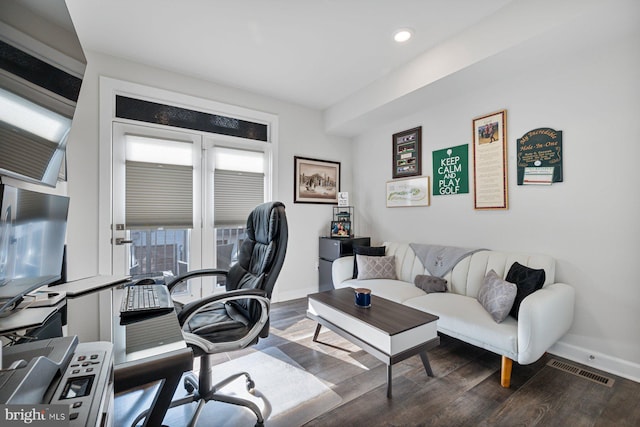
[477, 270, 517, 323]
[356, 255, 397, 280]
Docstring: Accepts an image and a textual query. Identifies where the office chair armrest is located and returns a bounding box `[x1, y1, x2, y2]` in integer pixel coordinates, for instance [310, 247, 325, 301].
[165, 268, 229, 292]
[179, 290, 270, 353]
[176, 289, 268, 326]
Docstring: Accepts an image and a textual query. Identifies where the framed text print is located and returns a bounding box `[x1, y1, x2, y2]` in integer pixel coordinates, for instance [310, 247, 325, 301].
[472, 110, 508, 210]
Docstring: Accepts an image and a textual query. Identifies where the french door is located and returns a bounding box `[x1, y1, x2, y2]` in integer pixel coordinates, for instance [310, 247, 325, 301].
[111, 121, 271, 301]
[111, 122, 215, 300]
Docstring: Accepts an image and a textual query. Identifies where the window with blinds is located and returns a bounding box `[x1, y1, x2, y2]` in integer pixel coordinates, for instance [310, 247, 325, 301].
[124, 135, 194, 228]
[213, 147, 265, 228]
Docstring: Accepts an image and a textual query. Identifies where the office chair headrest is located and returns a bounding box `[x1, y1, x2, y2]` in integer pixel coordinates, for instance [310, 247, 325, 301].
[246, 201, 285, 245]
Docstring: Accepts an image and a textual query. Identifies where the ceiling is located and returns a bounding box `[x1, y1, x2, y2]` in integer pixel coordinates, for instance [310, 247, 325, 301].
[62, 0, 514, 110]
[17, 0, 639, 136]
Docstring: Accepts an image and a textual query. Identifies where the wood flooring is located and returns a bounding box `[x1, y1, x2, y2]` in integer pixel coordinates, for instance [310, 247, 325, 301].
[219, 297, 640, 427]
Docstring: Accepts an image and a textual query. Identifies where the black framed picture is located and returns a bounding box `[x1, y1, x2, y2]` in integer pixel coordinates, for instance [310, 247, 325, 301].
[392, 126, 422, 179]
[294, 156, 340, 204]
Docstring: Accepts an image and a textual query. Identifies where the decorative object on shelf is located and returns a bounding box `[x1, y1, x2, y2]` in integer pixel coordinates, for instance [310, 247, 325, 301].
[386, 176, 430, 207]
[433, 144, 469, 196]
[392, 126, 422, 179]
[294, 156, 340, 204]
[472, 110, 508, 210]
[333, 206, 354, 236]
[516, 128, 563, 185]
[337, 192, 349, 206]
[331, 220, 351, 237]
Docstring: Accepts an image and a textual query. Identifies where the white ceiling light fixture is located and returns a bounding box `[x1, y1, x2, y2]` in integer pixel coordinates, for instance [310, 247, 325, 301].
[393, 28, 413, 43]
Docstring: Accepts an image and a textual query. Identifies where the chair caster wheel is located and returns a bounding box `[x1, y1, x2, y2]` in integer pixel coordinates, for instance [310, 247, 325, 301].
[184, 382, 195, 394]
[246, 379, 255, 392]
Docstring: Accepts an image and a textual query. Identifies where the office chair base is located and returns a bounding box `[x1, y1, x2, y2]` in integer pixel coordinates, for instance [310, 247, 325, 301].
[131, 370, 265, 427]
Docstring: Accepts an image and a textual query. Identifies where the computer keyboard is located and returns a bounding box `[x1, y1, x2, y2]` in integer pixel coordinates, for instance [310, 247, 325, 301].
[120, 284, 174, 319]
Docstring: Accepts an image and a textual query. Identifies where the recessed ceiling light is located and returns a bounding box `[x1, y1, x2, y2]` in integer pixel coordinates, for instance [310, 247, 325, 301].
[394, 29, 413, 43]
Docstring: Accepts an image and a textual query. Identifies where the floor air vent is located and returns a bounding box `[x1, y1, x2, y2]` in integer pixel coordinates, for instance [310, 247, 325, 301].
[547, 359, 615, 387]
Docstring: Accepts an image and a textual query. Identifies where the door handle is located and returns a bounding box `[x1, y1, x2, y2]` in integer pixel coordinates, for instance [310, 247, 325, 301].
[113, 238, 133, 245]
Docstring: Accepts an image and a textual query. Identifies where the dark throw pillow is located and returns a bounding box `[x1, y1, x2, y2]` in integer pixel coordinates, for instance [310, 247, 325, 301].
[506, 262, 546, 319]
[477, 270, 517, 323]
[352, 246, 386, 279]
[414, 275, 447, 293]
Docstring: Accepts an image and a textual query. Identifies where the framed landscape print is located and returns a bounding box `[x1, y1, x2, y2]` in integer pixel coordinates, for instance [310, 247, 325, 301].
[294, 156, 340, 204]
[386, 176, 430, 207]
[472, 110, 508, 210]
[392, 126, 422, 179]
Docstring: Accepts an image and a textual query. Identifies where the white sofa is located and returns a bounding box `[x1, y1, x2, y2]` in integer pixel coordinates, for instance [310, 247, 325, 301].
[332, 242, 575, 387]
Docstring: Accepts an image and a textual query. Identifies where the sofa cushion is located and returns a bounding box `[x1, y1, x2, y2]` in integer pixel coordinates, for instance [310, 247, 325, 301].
[352, 245, 386, 279]
[405, 293, 518, 358]
[357, 255, 397, 280]
[338, 279, 426, 304]
[506, 262, 546, 319]
[414, 275, 447, 293]
[477, 270, 517, 323]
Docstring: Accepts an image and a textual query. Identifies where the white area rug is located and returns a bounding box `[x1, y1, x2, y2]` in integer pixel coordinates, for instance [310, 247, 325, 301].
[163, 347, 342, 426]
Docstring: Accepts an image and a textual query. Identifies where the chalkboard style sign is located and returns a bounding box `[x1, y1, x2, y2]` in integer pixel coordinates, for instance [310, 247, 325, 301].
[516, 128, 563, 185]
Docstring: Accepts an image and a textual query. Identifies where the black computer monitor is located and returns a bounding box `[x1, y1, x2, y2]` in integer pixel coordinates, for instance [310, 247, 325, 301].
[0, 183, 69, 314]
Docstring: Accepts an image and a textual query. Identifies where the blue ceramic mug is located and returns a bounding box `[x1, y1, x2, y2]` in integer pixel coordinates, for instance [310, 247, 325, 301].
[354, 288, 371, 308]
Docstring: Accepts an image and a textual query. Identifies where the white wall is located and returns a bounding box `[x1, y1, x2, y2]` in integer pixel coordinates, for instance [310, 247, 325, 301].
[65, 51, 351, 339]
[350, 30, 640, 380]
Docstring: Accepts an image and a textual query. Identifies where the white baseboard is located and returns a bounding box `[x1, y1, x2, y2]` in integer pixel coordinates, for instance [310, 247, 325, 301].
[548, 340, 640, 383]
[273, 286, 317, 304]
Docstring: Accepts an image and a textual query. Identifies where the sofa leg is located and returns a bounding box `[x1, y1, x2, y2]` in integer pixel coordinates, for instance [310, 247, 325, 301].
[501, 356, 513, 388]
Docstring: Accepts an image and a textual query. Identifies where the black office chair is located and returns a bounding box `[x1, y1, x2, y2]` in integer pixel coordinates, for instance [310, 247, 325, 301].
[135, 201, 288, 427]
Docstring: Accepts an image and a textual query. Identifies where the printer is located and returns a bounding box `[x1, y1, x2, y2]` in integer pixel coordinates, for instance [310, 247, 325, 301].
[1, 336, 113, 426]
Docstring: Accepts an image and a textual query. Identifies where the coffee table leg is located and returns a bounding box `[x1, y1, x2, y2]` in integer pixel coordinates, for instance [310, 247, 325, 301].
[312, 323, 322, 342]
[419, 352, 434, 377]
[387, 364, 392, 398]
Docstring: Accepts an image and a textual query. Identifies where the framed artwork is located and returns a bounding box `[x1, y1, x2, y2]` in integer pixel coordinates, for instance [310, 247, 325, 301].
[392, 126, 422, 179]
[330, 220, 351, 237]
[386, 176, 430, 208]
[472, 110, 508, 210]
[294, 156, 340, 204]
[516, 127, 563, 185]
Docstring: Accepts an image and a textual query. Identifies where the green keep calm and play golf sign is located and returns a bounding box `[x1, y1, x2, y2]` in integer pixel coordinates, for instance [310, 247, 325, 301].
[433, 144, 469, 196]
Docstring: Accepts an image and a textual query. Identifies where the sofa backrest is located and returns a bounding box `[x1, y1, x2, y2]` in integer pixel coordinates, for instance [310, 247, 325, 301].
[383, 242, 555, 298]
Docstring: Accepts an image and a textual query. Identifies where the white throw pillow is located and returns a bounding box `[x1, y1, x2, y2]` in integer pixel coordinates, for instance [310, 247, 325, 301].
[356, 255, 397, 280]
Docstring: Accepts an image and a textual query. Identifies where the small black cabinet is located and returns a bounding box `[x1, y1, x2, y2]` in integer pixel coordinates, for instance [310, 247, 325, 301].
[318, 236, 370, 292]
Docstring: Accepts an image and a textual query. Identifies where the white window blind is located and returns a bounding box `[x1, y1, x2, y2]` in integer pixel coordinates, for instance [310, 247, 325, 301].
[126, 161, 193, 228]
[124, 135, 194, 228]
[213, 147, 265, 227]
[214, 169, 264, 227]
